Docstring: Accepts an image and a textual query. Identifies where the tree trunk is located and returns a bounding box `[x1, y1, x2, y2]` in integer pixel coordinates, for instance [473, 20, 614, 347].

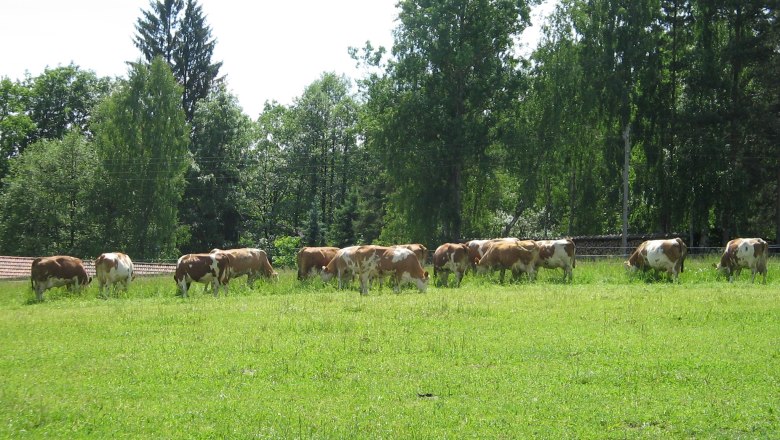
[622, 124, 630, 255]
[776, 165, 780, 245]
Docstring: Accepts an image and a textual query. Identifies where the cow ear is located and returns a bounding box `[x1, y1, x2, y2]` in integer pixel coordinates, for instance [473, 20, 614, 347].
[424, 271, 429, 277]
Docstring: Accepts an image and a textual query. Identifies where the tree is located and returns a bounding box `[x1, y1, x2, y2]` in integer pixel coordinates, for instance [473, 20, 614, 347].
[134, 0, 222, 122]
[175, 0, 222, 121]
[0, 78, 35, 179]
[0, 132, 101, 256]
[364, 0, 534, 242]
[327, 189, 358, 247]
[181, 83, 253, 251]
[26, 64, 112, 143]
[0, 66, 110, 182]
[91, 57, 190, 259]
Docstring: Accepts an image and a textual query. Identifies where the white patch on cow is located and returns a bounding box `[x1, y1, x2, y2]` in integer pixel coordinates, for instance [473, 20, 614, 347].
[392, 247, 412, 263]
[644, 242, 674, 270]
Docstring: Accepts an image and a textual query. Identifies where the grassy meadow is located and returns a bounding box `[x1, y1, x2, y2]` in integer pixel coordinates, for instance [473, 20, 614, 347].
[0, 257, 778, 438]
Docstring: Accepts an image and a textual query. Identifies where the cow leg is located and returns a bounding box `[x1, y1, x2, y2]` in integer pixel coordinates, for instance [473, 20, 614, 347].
[439, 271, 449, 288]
[455, 270, 463, 287]
[499, 269, 506, 284]
[359, 273, 370, 295]
[337, 270, 345, 290]
[393, 274, 401, 293]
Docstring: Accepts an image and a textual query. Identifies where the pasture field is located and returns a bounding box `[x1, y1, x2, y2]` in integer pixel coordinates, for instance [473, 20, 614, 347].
[0, 257, 778, 438]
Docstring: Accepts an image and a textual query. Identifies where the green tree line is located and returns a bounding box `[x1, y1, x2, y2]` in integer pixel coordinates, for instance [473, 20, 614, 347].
[0, 0, 777, 261]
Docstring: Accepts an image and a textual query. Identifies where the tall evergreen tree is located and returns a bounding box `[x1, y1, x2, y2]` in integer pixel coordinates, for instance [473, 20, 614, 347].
[134, 0, 221, 122]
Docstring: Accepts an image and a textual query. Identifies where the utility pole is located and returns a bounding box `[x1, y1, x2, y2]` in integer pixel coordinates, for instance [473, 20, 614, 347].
[622, 124, 630, 256]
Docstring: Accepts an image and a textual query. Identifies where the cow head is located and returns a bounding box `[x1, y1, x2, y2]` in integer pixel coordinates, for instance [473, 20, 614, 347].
[474, 257, 490, 275]
[321, 265, 335, 282]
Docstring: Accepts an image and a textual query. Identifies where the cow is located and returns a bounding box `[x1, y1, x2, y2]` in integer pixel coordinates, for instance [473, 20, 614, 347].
[624, 238, 687, 282]
[534, 239, 576, 282]
[466, 239, 490, 271]
[297, 246, 340, 280]
[30, 255, 91, 301]
[715, 238, 768, 283]
[94, 252, 134, 295]
[321, 246, 360, 289]
[466, 238, 520, 272]
[211, 248, 278, 286]
[174, 253, 231, 297]
[432, 243, 471, 287]
[475, 240, 539, 283]
[393, 244, 429, 267]
[351, 245, 428, 295]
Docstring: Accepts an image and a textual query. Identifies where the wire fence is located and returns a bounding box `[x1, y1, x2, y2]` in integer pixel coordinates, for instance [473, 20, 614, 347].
[2, 244, 777, 280]
[573, 245, 780, 259]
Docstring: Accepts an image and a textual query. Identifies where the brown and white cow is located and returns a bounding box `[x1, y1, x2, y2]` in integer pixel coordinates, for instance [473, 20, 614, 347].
[715, 238, 768, 283]
[321, 246, 360, 289]
[432, 243, 471, 287]
[624, 238, 687, 282]
[352, 245, 428, 295]
[30, 255, 91, 301]
[534, 239, 576, 282]
[466, 238, 520, 272]
[393, 244, 429, 267]
[297, 246, 340, 280]
[94, 252, 134, 295]
[174, 253, 231, 297]
[466, 239, 490, 271]
[475, 240, 539, 283]
[211, 248, 278, 286]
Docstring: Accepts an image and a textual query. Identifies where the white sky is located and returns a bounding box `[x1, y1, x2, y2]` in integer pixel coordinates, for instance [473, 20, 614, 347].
[1, 0, 553, 118]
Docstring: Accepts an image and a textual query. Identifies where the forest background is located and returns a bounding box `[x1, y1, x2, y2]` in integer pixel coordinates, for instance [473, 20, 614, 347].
[0, 0, 777, 261]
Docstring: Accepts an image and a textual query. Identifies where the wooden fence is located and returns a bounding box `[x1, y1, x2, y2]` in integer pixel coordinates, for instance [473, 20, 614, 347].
[0, 256, 176, 280]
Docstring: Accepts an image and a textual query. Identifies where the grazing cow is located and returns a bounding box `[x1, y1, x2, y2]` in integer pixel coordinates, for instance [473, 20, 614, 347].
[466, 239, 490, 271]
[624, 238, 687, 282]
[94, 252, 134, 295]
[321, 246, 360, 289]
[297, 246, 340, 280]
[393, 244, 429, 267]
[432, 243, 471, 287]
[30, 255, 91, 301]
[476, 240, 540, 283]
[353, 245, 428, 295]
[535, 239, 576, 282]
[715, 238, 768, 283]
[466, 238, 519, 271]
[211, 248, 278, 286]
[174, 253, 231, 297]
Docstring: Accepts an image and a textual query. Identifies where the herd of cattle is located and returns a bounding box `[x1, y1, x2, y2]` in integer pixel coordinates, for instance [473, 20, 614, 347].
[27, 237, 770, 301]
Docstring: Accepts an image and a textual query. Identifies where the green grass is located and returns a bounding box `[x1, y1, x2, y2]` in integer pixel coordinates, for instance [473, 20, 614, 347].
[1, 258, 778, 438]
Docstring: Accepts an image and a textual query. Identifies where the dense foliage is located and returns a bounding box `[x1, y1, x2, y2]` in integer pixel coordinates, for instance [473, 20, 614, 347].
[0, 0, 777, 260]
